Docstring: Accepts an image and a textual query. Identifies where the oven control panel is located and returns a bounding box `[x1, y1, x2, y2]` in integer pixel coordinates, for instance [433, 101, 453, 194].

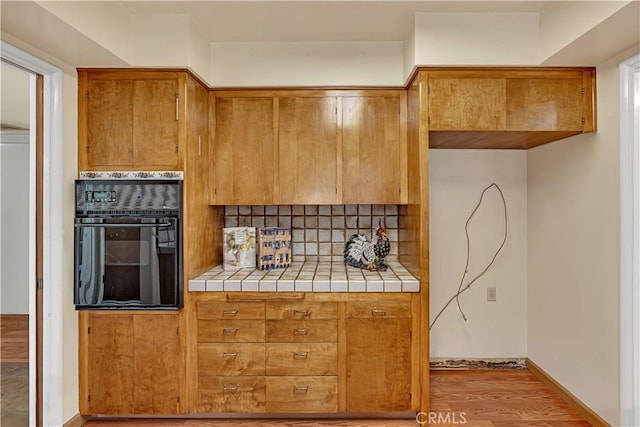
[85, 190, 117, 203]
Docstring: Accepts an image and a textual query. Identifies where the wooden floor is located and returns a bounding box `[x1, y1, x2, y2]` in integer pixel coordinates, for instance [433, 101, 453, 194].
[1, 314, 30, 427]
[1, 314, 29, 363]
[1, 316, 591, 427]
[83, 370, 590, 427]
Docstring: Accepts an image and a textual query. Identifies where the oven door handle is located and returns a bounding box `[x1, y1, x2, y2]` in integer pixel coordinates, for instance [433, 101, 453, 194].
[74, 223, 172, 228]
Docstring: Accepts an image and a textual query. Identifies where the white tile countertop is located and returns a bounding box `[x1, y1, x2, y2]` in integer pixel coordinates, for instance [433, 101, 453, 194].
[189, 261, 420, 293]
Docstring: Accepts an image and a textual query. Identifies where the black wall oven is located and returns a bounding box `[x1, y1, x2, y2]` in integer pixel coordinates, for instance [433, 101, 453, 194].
[74, 180, 182, 309]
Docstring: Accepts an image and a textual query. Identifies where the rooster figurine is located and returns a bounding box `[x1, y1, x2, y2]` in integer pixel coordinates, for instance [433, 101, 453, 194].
[344, 220, 391, 271]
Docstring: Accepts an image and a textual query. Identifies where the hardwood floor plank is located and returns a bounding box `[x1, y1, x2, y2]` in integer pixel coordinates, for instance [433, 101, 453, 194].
[1, 315, 29, 362]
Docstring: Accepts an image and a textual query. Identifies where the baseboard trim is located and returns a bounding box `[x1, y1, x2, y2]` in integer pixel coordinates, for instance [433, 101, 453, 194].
[526, 358, 610, 427]
[63, 413, 88, 427]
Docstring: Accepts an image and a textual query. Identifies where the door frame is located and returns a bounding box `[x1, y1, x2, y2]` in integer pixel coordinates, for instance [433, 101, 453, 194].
[0, 41, 64, 426]
[620, 52, 640, 427]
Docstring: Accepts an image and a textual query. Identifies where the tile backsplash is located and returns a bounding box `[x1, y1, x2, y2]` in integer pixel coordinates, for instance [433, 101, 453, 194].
[224, 205, 402, 262]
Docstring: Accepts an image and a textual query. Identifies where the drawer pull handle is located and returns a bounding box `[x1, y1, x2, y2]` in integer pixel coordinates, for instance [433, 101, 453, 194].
[222, 352, 238, 359]
[294, 309, 310, 316]
[222, 328, 239, 335]
[223, 385, 238, 392]
[371, 309, 387, 317]
[293, 351, 308, 359]
[222, 310, 239, 316]
[293, 386, 309, 394]
[293, 328, 308, 335]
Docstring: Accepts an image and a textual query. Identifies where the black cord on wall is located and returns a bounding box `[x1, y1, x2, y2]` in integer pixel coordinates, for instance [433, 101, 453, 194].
[429, 182, 508, 331]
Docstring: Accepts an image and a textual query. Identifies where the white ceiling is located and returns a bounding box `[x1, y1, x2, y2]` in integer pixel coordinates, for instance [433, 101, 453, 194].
[118, 1, 552, 42]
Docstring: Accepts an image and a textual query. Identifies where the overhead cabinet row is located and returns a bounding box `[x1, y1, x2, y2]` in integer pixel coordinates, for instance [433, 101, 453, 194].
[209, 91, 407, 206]
[425, 69, 596, 148]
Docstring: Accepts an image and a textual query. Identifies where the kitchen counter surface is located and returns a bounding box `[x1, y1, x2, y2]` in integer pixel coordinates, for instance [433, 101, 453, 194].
[189, 261, 420, 293]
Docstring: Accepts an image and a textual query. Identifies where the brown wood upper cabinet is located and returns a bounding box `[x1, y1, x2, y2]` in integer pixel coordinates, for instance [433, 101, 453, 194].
[428, 77, 506, 131]
[209, 90, 407, 205]
[424, 68, 596, 149]
[79, 70, 182, 170]
[210, 95, 276, 205]
[278, 96, 339, 205]
[80, 312, 183, 415]
[342, 95, 405, 204]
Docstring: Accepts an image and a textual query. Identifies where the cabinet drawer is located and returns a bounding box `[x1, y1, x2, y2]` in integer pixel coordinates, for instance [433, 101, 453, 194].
[197, 376, 265, 413]
[198, 301, 265, 319]
[266, 302, 337, 319]
[346, 301, 411, 319]
[266, 376, 337, 413]
[266, 343, 337, 375]
[266, 319, 337, 343]
[198, 343, 265, 376]
[198, 320, 265, 343]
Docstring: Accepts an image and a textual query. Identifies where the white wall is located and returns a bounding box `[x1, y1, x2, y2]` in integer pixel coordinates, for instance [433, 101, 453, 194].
[0, 142, 30, 314]
[413, 13, 539, 66]
[538, 1, 631, 63]
[1, 63, 31, 129]
[211, 41, 404, 86]
[429, 150, 527, 358]
[527, 45, 639, 426]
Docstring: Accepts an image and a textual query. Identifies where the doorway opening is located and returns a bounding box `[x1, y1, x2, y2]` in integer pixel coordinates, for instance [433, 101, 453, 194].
[0, 60, 33, 426]
[0, 41, 64, 427]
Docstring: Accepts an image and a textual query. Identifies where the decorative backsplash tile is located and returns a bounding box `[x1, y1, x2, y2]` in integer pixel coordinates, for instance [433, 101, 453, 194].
[224, 205, 401, 262]
[79, 171, 183, 180]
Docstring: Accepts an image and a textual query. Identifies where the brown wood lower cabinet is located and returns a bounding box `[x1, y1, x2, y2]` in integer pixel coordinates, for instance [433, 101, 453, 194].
[80, 312, 182, 415]
[346, 310, 412, 412]
[192, 293, 418, 414]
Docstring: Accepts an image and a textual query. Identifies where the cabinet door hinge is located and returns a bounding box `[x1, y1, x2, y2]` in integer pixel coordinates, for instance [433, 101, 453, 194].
[85, 92, 89, 100]
[87, 326, 91, 335]
[581, 117, 586, 125]
[580, 86, 585, 94]
[87, 394, 91, 402]
[427, 84, 431, 95]
[37, 277, 43, 290]
[176, 326, 179, 336]
[86, 145, 90, 153]
[427, 116, 431, 125]
[175, 145, 178, 154]
[177, 395, 180, 403]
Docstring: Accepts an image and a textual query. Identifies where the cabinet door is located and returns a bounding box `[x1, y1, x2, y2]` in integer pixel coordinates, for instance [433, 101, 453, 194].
[212, 97, 275, 204]
[86, 79, 134, 166]
[278, 97, 339, 205]
[506, 78, 584, 131]
[85, 313, 134, 414]
[133, 314, 181, 414]
[346, 310, 411, 412]
[428, 78, 506, 130]
[342, 96, 402, 204]
[132, 79, 179, 167]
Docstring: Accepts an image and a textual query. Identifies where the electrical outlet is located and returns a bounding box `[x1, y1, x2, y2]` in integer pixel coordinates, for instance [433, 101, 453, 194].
[487, 287, 497, 302]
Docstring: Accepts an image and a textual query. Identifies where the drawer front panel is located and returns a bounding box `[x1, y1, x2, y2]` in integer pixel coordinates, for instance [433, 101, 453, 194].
[266, 319, 337, 343]
[198, 320, 265, 343]
[346, 301, 411, 319]
[265, 343, 337, 375]
[198, 343, 265, 376]
[266, 376, 338, 413]
[198, 301, 265, 319]
[266, 302, 338, 319]
[197, 376, 265, 413]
